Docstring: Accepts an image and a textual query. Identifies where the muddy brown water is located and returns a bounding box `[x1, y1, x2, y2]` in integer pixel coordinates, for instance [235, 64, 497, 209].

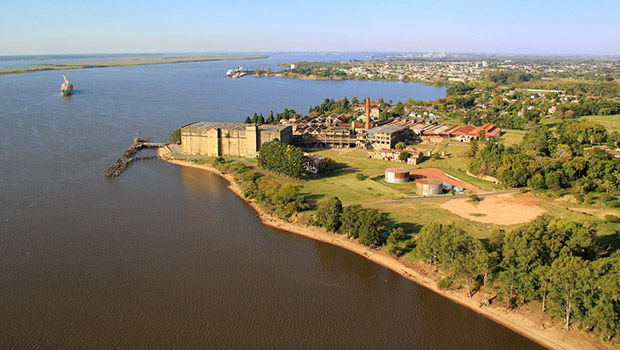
[0, 54, 542, 348]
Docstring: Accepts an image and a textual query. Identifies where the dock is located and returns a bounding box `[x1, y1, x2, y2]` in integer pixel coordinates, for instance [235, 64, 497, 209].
[105, 135, 165, 177]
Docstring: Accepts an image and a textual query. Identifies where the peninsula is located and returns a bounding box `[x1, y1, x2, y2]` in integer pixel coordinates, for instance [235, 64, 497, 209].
[0, 54, 269, 75]
[160, 90, 619, 349]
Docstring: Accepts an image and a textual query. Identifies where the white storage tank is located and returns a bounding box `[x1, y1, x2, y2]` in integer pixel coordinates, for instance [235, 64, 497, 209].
[385, 168, 410, 184]
[416, 178, 443, 196]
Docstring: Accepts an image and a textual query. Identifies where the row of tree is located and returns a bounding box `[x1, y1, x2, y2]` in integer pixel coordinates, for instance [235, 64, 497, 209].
[312, 197, 396, 247]
[244, 109, 300, 125]
[416, 217, 619, 339]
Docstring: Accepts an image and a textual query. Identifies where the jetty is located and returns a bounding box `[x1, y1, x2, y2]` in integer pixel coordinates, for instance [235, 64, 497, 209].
[105, 135, 165, 177]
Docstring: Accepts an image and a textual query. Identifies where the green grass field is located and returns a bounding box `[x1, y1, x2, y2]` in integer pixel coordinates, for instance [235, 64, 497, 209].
[582, 114, 620, 131]
[228, 146, 617, 240]
[501, 129, 527, 146]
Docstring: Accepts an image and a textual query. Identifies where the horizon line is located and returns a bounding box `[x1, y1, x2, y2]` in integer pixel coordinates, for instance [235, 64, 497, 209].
[1, 51, 620, 58]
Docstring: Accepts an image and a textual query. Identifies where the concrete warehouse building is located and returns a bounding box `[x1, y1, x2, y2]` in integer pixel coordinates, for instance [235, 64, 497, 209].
[363, 124, 410, 150]
[180, 122, 292, 157]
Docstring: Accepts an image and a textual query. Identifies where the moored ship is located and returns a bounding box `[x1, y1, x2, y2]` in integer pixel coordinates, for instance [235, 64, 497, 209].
[226, 67, 247, 78]
[60, 75, 73, 96]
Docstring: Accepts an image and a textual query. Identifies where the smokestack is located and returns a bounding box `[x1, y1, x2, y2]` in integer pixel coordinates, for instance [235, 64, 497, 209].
[365, 98, 371, 130]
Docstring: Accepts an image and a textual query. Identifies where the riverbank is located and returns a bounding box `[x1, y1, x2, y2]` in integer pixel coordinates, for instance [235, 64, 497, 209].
[259, 71, 448, 87]
[157, 147, 610, 350]
[0, 54, 269, 75]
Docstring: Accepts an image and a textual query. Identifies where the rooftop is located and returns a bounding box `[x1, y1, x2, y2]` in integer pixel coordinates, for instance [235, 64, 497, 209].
[183, 122, 289, 131]
[367, 124, 407, 135]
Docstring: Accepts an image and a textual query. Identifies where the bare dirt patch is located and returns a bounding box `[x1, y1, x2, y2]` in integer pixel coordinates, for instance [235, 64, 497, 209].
[555, 195, 578, 204]
[440, 193, 546, 225]
[409, 168, 482, 193]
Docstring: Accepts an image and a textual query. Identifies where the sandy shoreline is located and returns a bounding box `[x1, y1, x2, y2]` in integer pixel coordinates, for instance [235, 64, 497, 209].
[158, 148, 609, 350]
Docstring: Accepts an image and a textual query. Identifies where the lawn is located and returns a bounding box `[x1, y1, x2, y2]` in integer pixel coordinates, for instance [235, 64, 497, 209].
[582, 114, 620, 132]
[222, 149, 615, 242]
[501, 129, 527, 146]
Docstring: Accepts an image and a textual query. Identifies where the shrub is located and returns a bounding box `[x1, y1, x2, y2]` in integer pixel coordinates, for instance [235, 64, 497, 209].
[388, 244, 409, 257]
[607, 200, 620, 208]
[599, 193, 614, 202]
[355, 173, 366, 181]
[469, 194, 481, 202]
[605, 215, 620, 223]
[437, 276, 454, 290]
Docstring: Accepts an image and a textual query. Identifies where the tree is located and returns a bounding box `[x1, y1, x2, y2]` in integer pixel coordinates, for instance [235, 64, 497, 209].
[468, 139, 479, 157]
[169, 128, 181, 144]
[548, 251, 587, 330]
[399, 151, 410, 162]
[244, 116, 252, 124]
[340, 205, 364, 239]
[339, 205, 392, 247]
[395, 142, 406, 150]
[266, 111, 275, 124]
[258, 139, 306, 179]
[387, 227, 407, 245]
[315, 196, 343, 232]
[417, 222, 444, 270]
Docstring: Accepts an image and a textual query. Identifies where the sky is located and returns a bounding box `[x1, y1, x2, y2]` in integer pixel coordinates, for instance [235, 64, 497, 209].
[1, 0, 619, 55]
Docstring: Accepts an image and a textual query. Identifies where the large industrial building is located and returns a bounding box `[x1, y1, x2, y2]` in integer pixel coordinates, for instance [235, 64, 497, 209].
[180, 122, 292, 157]
[362, 124, 410, 149]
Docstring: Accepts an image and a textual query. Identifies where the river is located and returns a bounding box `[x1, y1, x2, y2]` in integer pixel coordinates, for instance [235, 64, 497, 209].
[0, 54, 542, 348]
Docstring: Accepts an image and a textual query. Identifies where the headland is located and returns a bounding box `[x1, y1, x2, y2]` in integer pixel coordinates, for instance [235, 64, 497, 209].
[157, 146, 612, 350]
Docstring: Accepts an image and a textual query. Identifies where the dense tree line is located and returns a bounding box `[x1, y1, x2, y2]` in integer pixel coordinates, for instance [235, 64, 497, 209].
[554, 98, 620, 118]
[258, 139, 306, 179]
[308, 97, 354, 115]
[417, 217, 619, 339]
[469, 120, 620, 197]
[311, 196, 397, 247]
[483, 70, 533, 84]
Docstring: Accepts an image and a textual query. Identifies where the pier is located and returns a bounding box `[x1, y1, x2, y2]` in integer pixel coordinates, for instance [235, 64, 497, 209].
[105, 135, 165, 177]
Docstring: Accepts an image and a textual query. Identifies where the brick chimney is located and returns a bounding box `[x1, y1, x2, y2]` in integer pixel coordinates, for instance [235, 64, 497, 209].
[365, 98, 371, 130]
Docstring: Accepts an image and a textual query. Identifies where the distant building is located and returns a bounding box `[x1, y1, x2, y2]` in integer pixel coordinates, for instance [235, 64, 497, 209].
[368, 148, 423, 165]
[585, 145, 620, 159]
[290, 63, 297, 69]
[303, 153, 334, 173]
[180, 122, 292, 157]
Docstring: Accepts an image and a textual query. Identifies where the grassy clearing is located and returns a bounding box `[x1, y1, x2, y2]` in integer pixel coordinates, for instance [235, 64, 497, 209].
[501, 129, 527, 146]
[581, 114, 620, 132]
[199, 150, 616, 241]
